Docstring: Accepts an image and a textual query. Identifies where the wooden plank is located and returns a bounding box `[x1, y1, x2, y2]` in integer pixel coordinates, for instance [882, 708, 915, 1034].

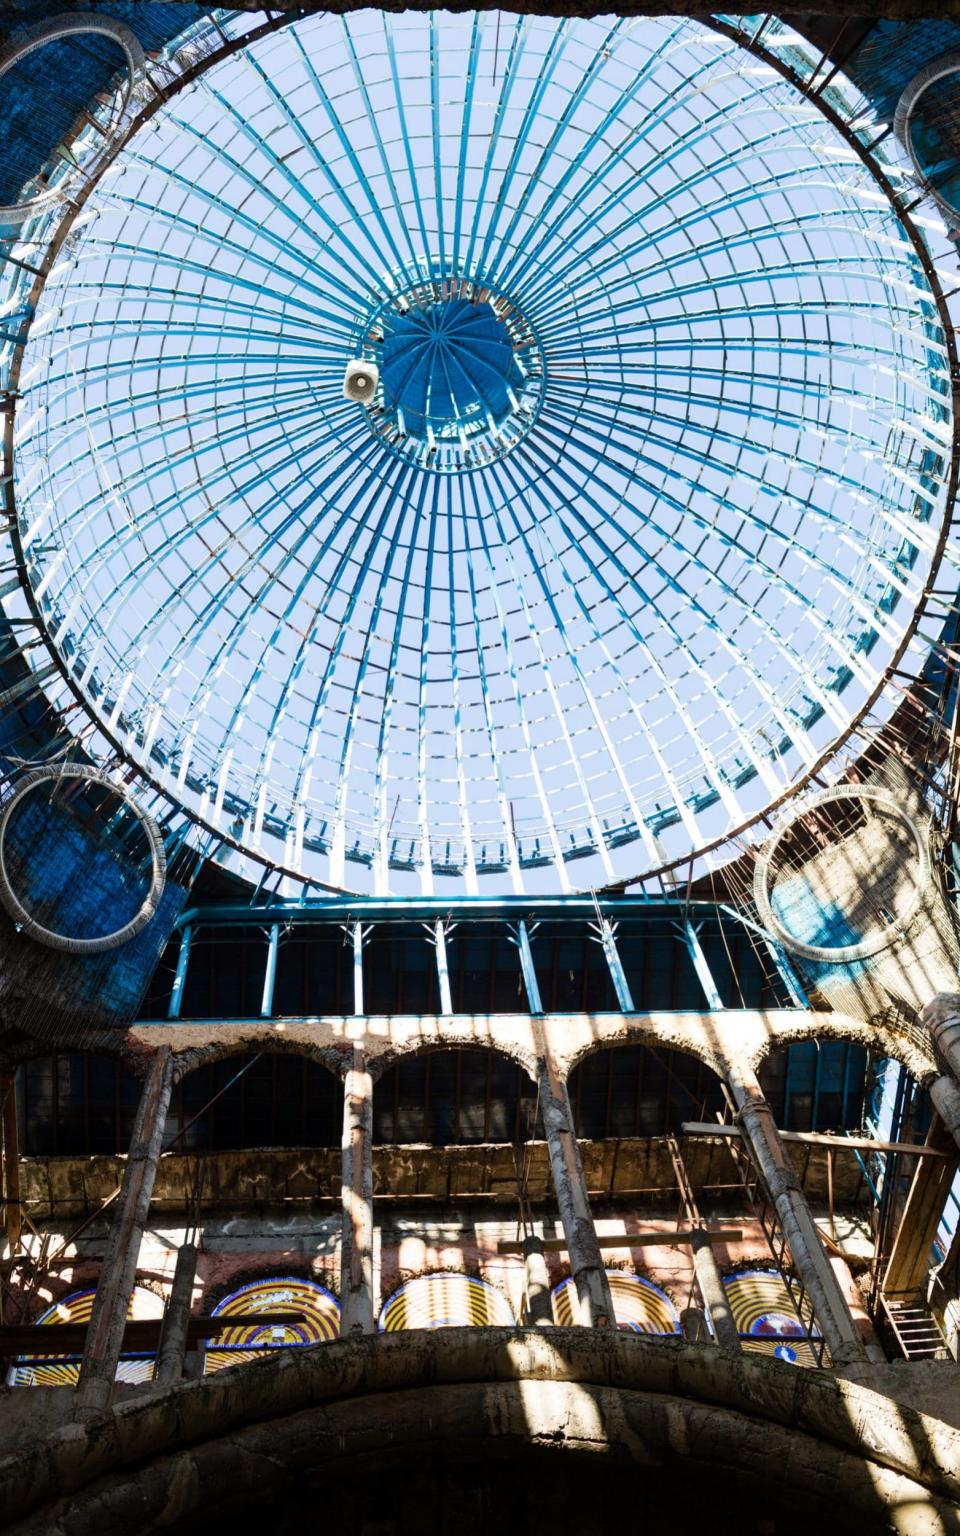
[681, 1123, 950, 1157]
[496, 1228, 742, 1256]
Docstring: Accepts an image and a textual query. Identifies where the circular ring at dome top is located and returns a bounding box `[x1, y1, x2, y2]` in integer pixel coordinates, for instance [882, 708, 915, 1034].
[357, 276, 547, 472]
[5, 12, 957, 895]
[0, 13, 145, 226]
[753, 785, 929, 966]
[0, 764, 166, 953]
[895, 52, 960, 218]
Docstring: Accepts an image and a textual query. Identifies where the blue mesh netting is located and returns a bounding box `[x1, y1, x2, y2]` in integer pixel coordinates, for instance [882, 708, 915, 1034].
[0, 2, 202, 205]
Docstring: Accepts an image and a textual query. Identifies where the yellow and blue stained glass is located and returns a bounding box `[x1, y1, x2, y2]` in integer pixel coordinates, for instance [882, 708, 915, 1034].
[552, 1271, 681, 1333]
[378, 1272, 516, 1331]
[203, 1275, 340, 1374]
[13, 1285, 163, 1387]
[723, 1268, 820, 1365]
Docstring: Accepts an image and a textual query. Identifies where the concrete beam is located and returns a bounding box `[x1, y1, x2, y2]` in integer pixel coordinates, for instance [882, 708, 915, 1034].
[539, 1052, 613, 1327]
[1, 1074, 20, 1257]
[131, 1006, 938, 1086]
[727, 1066, 867, 1366]
[76, 1047, 174, 1417]
[521, 1234, 554, 1325]
[340, 1048, 375, 1335]
[692, 1229, 742, 1352]
[155, 1241, 198, 1388]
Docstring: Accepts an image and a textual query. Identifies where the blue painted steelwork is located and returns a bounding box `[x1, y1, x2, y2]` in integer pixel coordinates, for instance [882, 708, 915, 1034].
[1, 9, 955, 902]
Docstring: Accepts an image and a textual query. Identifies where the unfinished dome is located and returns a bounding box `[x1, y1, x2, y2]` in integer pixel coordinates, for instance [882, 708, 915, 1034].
[6, 11, 956, 895]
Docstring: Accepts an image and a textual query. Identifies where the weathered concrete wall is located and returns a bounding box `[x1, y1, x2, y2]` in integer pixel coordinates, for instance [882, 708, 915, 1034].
[13, 1134, 868, 1220]
[2, 1330, 960, 1535]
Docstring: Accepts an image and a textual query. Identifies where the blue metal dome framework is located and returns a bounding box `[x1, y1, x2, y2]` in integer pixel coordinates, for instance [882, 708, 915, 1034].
[1, 9, 959, 900]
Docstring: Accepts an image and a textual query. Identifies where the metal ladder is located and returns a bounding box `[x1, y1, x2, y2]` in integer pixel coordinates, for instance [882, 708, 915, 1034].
[879, 1292, 950, 1360]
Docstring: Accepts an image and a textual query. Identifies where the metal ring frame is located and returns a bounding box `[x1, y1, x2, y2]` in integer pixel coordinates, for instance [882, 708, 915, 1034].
[894, 51, 960, 220]
[0, 763, 166, 953]
[0, 13, 145, 226]
[0, 13, 958, 900]
[753, 785, 930, 966]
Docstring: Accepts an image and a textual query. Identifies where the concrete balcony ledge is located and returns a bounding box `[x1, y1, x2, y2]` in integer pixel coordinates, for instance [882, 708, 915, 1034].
[1, 1330, 959, 1534]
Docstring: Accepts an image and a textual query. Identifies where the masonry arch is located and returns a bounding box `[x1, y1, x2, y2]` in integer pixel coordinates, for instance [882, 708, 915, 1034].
[373, 1044, 538, 1146]
[169, 1047, 343, 1151]
[566, 1039, 727, 1139]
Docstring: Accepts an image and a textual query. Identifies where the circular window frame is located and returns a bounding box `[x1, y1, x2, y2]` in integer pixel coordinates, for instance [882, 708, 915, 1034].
[895, 51, 960, 218]
[0, 763, 166, 953]
[0, 12, 145, 225]
[752, 784, 929, 966]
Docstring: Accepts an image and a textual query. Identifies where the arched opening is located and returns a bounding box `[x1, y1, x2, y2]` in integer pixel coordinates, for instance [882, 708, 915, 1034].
[373, 1047, 536, 1145]
[168, 1050, 343, 1151]
[756, 1038, 872, 1135]
[378, 1272, 516, 1331]
[17, 1050, 141, 1156]
[202, 1276, 340, 1374]
[552, 1271, 680, 1334]
[568, 1043, 725, 1139]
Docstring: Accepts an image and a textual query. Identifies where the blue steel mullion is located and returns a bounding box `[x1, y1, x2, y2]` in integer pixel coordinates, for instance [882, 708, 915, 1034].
[525, 403, 887, 706]
[490, 443, 708, 848]
[534, 382, 912, 678]
[339, 19, 426, 285]
[460, 12, 527, 281]
[450, 13, 483, 277]
[463, 466, 573, 885]
[327, 460, 425, 877]
[481, 454, 616, 878]
[472, 19, 575, 285]
[458, 472, 526, 891]
[511, 100, 873, 311]
[446, 475, 479, 893]
[51, 402, 372, 684]
[429, 16, 447, 276]
[259, 449, 420, 828]
[492, 22, 680, 292]
[510, 424, 835, 793]
[26, 383, 367, 609]
[160, 85, 391, 294]
[484, 16, 626, 286]
[382, 14, 433, 270]
[371, 469, 430, 891]
[415, 466, 442, 893]
[253, 30, 419, 294]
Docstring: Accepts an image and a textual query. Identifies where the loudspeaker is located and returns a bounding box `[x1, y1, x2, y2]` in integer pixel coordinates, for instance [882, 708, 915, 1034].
[343, 360, 379, 404]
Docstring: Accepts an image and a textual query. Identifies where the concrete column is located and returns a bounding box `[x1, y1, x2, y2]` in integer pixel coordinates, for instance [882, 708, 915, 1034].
[76, 1046, 174, 1416]
[155, 1241, 198, 1388]
[340, 1048, 375, 1335]
[538, 1053, 613, 1328]
[692, 1230, 740, 1351]
[728, 1065, 867, 1366]
[522, 1234, 554, 1325]
[1, 1074, 21, 1256]
[930, 1073, 960, 1154]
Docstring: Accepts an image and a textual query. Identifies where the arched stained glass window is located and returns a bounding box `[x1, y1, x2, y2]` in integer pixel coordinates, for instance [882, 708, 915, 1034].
[12, 1284, 162, 1387]
[378, 1272, 515, 1331]
[202, 1276, 340, 1374]
[722, 1268, 820, 1366]
[552, 1271, 681, 1334]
